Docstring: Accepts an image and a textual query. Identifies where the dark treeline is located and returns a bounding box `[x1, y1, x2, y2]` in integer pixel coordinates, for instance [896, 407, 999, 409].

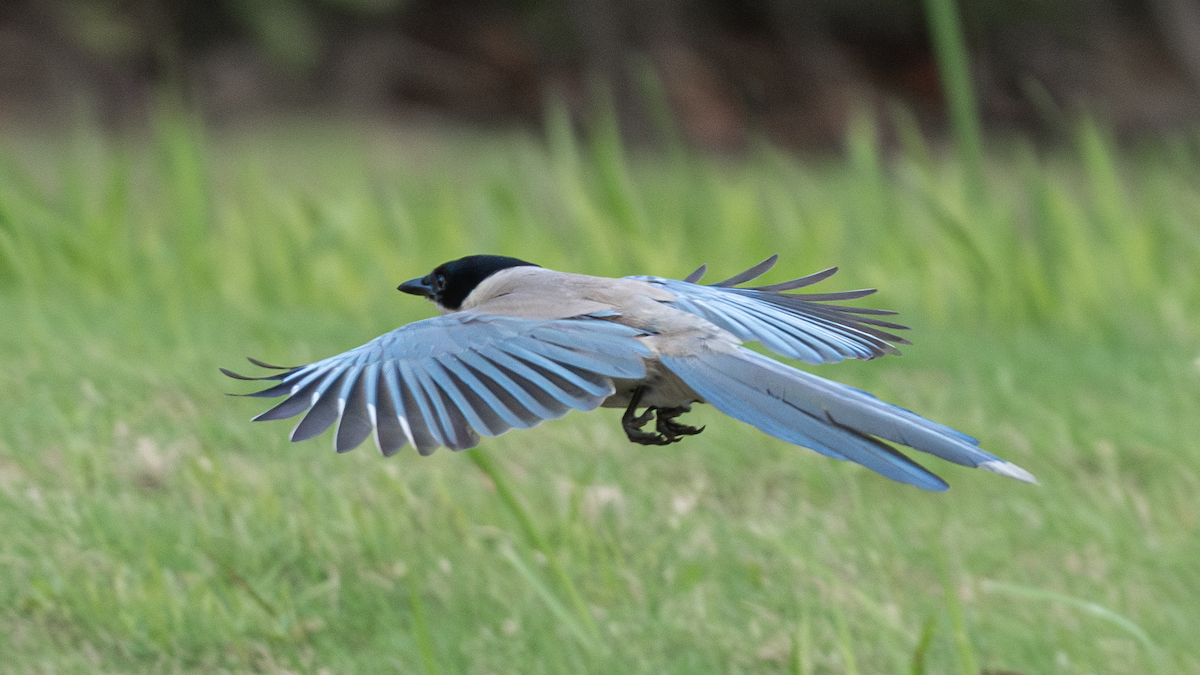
[1, 0, 1198, 146]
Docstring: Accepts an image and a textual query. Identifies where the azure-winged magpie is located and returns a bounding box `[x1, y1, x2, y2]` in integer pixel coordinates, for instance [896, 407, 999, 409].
[224, 254, 1035, 491]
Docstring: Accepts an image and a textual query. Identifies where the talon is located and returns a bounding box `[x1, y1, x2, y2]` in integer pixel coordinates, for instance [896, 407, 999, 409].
[621, 387, 674, 446]
[655, 407, 704, 440]
[627, 425, 675, 446]
[624, 409, 674, 446]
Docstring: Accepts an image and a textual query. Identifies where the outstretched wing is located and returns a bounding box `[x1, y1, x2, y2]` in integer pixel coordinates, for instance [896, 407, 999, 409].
[632, 255, 910, 364]
[223, 314, 651, 456]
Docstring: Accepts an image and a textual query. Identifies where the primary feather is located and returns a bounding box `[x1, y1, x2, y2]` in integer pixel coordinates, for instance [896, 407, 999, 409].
[229, 313, 650, 455]
[632, 255, 908, 364]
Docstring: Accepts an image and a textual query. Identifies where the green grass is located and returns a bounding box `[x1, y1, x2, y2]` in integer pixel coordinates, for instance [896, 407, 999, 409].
[1, 112, 1199, 673]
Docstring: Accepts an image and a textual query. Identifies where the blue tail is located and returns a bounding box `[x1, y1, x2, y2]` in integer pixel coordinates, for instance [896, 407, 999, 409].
[660, 347, 1035, 491]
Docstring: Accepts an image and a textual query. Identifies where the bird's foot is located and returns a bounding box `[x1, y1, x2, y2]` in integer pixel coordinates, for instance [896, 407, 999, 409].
[624, 410, 676, 446]
[655, 407, 704, 441]
[621, 387, 678, 446]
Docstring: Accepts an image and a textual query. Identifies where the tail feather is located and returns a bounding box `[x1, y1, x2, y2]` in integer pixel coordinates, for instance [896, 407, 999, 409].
[660, 347, 1035, 490]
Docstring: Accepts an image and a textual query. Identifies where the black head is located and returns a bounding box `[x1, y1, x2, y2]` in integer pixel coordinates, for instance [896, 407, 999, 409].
[398, 255, 539, 310]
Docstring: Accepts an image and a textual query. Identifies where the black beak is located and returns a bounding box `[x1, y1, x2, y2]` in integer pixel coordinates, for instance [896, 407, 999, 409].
[398, 276, 434, 298]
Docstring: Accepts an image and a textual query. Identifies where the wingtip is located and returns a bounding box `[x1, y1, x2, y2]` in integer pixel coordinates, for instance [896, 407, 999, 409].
[683, 263, 708, 284]
[247, 357, 294, 370]
[221, 363, 289, 381]
[748, 265, 839, 292]
[712, 255, 780, 287]
[978, 460, 1039, 484]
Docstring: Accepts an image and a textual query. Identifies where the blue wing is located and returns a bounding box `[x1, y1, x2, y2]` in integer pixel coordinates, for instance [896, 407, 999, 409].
[224, 314, 651, 456]
[631, 255, 911, 364]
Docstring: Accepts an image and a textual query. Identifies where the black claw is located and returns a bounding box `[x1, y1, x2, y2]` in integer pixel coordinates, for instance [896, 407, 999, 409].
[623, 407, 674, 445]
[621, 387, 668, 445]
[655, 407, 704, 441]
[661, 420, 705, 439]
[626, 424, 677, 446]
[621, 389, 697, 446]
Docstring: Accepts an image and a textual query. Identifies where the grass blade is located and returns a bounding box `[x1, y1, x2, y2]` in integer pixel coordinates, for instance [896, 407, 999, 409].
[407, 575, 439, 675]
[908, 615, 938, 675]
[832, 600, 860, 675]
[982, 579, 1161, 671]
[936, 547, 979, 675]
[499, 545, 599, 652]
[468, 449, 601, 643]
[922, 0, 984, 197]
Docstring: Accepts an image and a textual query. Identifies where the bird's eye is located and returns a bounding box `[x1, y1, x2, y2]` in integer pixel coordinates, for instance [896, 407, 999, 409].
[433, 274, 447, 292]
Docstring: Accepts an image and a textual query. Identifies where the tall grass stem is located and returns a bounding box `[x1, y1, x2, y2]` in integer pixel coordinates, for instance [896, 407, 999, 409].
[923, 0, 985, 197]
[468, 449, 601, 643]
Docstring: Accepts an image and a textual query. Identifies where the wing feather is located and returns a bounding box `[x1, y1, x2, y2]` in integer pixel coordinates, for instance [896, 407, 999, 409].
[461, 349, 568, 419]
[712, 255, 778, 287]
[514, 339, 644, 379]
[401, 360, 453, 452]
[630, 258, 909, 364]
[290, 369, 348, 442]
[500, 344, 615, 397]
[430, 359, 513, 437]
[228, 314, 650, 455]
[436, 355, 541, 429]
[423, 359, 501, 441]
[710, 298, 837, 362]
[481, 348, 581, 414]
[382, 363, 427, 450]
[427, 375, 480, 452]
[253, 373, 324, 421]
[370, 364, 408, 456]
[335, 365, 374, 452]
[750, 266, 837, 291]
[455, 351, 553, 420]
[391, 362, 443, 453]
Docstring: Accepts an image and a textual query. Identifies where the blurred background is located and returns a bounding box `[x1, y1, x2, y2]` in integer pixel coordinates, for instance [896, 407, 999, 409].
[3, 2, 1200, 674]
[2, 0, 1200, 145]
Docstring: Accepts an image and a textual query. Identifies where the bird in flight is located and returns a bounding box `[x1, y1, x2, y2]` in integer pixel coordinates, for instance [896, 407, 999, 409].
[224, 254, 1035, 491]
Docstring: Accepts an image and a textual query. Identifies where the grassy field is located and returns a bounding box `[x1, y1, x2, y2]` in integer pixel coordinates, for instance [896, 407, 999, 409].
[1, 111, 1198, 673]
